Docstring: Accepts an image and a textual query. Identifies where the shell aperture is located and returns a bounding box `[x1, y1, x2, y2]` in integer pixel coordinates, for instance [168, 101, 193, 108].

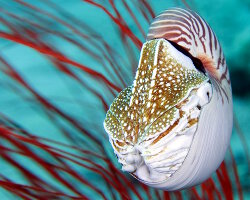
[104, 39, 212, 184]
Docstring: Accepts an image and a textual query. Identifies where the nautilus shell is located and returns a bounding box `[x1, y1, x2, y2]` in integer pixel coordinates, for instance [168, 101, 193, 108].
[104, 8, 232, 191]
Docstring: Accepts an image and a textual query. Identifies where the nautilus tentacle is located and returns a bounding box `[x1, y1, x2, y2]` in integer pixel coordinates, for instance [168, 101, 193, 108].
[104, 8, 232, 191]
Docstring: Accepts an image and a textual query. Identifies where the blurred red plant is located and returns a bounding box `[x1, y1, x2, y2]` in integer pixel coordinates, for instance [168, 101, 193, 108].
[0, 0, 247, 199]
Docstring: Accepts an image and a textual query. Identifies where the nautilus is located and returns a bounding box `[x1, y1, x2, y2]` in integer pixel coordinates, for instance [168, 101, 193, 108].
[104, 8, 232, 191]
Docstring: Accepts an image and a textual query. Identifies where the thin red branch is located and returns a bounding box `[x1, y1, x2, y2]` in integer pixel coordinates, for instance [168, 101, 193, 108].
[0, 31, 120, 92]
[83, 0, 142, 49]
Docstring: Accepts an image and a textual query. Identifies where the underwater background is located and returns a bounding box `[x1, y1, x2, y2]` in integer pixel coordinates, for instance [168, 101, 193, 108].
[0, 0, 249, 199]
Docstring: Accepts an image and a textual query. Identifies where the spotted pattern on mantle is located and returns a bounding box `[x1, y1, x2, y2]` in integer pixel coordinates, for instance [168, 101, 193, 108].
[104, 39, 208, 145]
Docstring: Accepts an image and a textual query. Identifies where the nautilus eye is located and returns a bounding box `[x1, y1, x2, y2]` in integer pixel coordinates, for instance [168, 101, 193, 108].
[104, 8, 233, 191]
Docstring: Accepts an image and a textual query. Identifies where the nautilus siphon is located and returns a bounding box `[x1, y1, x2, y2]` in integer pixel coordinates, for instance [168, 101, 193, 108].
[104, 8, 233, 191]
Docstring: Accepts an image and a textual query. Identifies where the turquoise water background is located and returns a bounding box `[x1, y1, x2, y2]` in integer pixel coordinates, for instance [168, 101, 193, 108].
[0, 0, 249, 199]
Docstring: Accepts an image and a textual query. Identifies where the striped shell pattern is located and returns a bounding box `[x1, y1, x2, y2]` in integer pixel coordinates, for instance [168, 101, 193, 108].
[104, 8, 233, 190]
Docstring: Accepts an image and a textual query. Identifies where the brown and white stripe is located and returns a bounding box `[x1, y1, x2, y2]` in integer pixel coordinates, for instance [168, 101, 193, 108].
[147, 8, 231, 102]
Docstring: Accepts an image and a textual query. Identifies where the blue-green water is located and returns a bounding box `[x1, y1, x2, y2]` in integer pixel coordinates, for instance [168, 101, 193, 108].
[0, 0, 249, 199]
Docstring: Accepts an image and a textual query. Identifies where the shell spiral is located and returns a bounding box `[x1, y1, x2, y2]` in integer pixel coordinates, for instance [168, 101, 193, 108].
[104, 8, 232, 191]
